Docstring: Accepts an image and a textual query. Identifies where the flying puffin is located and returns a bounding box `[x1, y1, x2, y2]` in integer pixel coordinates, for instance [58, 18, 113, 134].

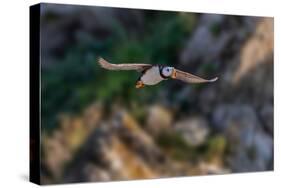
[97, 57, 218, 88]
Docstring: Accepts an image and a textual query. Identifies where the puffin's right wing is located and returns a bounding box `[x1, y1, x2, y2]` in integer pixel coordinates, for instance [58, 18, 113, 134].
[173, 69, 218, 83]
[98, 57, 152, 72]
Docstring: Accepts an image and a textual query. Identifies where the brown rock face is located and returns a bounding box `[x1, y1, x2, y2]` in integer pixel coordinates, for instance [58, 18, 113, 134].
[146, 105, 173, 136]
[174, 117, 209, 146]
[234, 18, 273, 83]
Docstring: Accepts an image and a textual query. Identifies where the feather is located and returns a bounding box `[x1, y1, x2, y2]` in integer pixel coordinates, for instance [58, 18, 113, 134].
[98, 57, 152, 72]
[174, 69, 218, 83]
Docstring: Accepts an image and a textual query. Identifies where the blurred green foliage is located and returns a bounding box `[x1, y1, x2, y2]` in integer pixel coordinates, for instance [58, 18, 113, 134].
[156, 131, 227, 162]
[204, 135, 227, 161]
[42, 12, 197, 132]
[156, 131, 197, 161]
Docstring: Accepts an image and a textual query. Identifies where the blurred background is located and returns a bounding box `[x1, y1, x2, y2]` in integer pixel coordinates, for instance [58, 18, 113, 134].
[40, 3, 273, 184]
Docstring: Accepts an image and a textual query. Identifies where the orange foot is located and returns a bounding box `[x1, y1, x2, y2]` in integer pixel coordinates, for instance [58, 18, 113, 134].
[135, 81, 145, 88]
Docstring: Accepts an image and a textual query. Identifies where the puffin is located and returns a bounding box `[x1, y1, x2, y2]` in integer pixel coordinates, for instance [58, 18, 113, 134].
[97, 57, 218, 88]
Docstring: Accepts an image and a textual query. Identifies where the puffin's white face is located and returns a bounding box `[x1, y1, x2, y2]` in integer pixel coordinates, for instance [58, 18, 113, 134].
[162, 66, 174, 77]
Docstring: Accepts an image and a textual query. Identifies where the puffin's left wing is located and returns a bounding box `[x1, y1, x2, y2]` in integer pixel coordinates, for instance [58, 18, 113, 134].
[98, 57, 152, 72]
[173, 69, 218, 83]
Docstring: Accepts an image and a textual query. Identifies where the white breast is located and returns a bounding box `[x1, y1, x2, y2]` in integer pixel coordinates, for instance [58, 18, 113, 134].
[141, 66, 164, 85]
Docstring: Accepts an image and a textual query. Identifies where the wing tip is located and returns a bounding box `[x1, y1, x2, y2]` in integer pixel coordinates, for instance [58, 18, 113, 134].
[97, 56, 106, 64]
[209, 77, 218, 82]
[97, 56, 110, 69]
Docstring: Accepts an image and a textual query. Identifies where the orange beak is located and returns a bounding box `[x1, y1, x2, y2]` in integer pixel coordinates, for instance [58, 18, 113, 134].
[171, 69, 177, 79]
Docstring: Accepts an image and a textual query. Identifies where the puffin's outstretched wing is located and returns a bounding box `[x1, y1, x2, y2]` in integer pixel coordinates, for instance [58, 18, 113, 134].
[98, 57, 152, 72]
[173, 69, 218, 83]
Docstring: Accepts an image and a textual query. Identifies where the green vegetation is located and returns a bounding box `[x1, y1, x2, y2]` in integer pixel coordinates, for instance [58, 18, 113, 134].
[156, 131, 197, 160]
[156, 131, 227, 162]
[204, 135, 227, 161]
